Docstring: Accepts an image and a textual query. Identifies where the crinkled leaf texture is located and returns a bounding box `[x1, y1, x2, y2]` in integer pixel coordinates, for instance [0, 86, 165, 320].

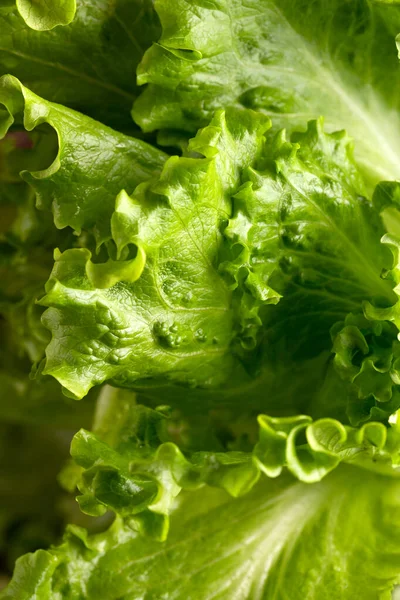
[38, 108, 397, 403]
[0, 0, 160, 128]
[226, 119, 393, 359]
[58, 394, 400, 540]
[38, 108, 278, 399]
[0, 75, 167, 384]
[0, 75, 167, 244]
[134, 0, 400, 184]
[326, 186, 400, 425]
[331, 312, 400, 425]
[3, 466, 400, 599]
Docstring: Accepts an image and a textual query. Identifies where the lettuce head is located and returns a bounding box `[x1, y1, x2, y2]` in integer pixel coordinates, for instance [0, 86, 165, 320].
[2, 0, 400, 598]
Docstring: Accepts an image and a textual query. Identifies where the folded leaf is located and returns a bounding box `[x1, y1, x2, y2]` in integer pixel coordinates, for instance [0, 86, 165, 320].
[255, 413, 400, 481]
[0, 75, 167, 245]
[70, 404, 258, 539]
[134, 0, 400, 184]
[4, 467, 400, 599]
[331, 312, 400, 425]
[39, 109, 277, 398]
[63, 393, 400, 545]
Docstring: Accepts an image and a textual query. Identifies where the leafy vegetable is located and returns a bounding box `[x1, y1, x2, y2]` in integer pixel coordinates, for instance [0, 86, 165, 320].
[0, 0, 160, 128]
[134, 0, 400, 184]
[14, 0, 76, 31]
[4, 467, 400, 599]
[68, 401, 400, 543]
[37, 108, 275, 398]
[3, 1, 400, 598]
[0, 74, 167, 243]
[37, 112, 395, 406]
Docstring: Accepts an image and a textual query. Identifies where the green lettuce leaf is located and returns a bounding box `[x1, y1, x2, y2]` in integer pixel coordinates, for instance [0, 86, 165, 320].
[0, 0, 160, 128]
[60, 384, 400, 543]
[38, 109, 276, 399]
[331, 312, 400, 425]
[0, 75, 167, 245]
[325, 195, 400, 423]
[131, 119, 396, 423]
[38, 110, 397, 403]
[134, 0, 400, 184]
[69, 403, 258, 540]
[13, 0, 76, 31]
[4, 0, 400, 594]
[226, 119, 394, 363]
[3, 466, 400, 599]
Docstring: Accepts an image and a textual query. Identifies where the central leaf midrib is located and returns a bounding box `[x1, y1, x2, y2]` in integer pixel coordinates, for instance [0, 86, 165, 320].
[224, 1, 400, 182]
[268, 2, 400, 181]
[115, 478, 330, 598]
